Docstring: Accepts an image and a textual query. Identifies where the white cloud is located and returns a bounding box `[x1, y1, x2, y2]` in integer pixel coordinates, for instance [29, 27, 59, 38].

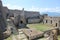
[3, 3, 23, 10]
[25, 6, 60, 13]
[3, 4, 60, 13]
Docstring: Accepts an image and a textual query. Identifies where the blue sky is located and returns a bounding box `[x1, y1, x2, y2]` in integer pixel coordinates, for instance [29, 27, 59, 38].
[2, 0, 60, 13]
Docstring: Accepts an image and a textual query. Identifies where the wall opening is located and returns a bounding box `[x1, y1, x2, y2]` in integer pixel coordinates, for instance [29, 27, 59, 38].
[51, 20, 52, 24]
[56, 23, 57, 27]
[46, 20, 48, 23]
[20, 21, 23, 24]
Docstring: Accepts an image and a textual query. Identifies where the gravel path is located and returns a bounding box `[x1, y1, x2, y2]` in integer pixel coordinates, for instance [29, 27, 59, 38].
[12, 35, 17, 40]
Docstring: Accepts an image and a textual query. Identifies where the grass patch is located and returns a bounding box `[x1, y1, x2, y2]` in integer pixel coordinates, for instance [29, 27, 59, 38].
[5, 35, 12, 40]
[27, 23, 54, 31]
[27, 23, 60, 40]
[58, 35, 60, 40]
[4, 34, 18, 40]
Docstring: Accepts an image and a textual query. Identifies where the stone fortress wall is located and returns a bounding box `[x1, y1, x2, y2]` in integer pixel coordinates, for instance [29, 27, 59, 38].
[43, 14, 60, 28]
[2, 5, 60, 29]
[1, 0, 60, 28]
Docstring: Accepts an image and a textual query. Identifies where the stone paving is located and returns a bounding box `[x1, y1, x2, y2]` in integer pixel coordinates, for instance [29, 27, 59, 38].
[17, 29, 28, 40]
[12, 35, 17, 40]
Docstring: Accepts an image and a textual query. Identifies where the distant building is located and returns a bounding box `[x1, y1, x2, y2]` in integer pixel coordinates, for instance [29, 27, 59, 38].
[8, 8, 41, 24]
[24, 10, 40, 23]
[43, 16, 60, 28]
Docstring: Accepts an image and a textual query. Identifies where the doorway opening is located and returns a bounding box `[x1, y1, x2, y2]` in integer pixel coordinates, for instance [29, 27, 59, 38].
[56, 23, 57, 27]
[46, 20, 48, 23]
[51, 20, 52, 24]
[20, 21, 23, 24]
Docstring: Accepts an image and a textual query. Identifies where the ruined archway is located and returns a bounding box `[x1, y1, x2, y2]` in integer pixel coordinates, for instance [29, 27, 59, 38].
[18, 20, 25, 28]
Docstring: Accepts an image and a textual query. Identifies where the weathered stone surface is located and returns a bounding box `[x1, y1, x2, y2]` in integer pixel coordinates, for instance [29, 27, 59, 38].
[44, 29, 58, 40]
[9, 8, 41, 24]
[3, 7, 9, 19]
[0, 0, 7, 40]
[22, 29, 44, 40]
[43, 16, 60, 27]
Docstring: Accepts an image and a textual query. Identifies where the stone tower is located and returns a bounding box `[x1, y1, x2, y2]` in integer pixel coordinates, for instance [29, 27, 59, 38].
[20, 8, 26, 24]
[0, 0, 6, 40]
[17, 8, 26, 28]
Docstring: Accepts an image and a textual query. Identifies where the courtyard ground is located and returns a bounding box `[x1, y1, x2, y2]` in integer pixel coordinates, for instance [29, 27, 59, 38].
[27, 23, 54, 31]
[27, 23, 60, 40]
[58, 35, 60, 40]
[5, 29, 28, 40]
[5, 23, 60, 40]
[4, 35, 12, 40]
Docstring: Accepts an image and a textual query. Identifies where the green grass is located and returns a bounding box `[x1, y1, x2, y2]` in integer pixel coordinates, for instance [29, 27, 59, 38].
[27, 23, 60, 40]
[27, 23, 54, 31]
[5, 35, 12, 40]
[58, 35, 60, 40]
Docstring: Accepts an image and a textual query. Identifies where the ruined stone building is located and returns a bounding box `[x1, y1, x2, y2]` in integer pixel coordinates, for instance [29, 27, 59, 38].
[43, 14, 60, 34]
[8, 9, 41, 24]
[3, 6, 60, 29]
[24, 10, 40, 23]
[6, 8, 40, 28]
[43, 16, 60, 27]
[1, 5, 41, 26]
